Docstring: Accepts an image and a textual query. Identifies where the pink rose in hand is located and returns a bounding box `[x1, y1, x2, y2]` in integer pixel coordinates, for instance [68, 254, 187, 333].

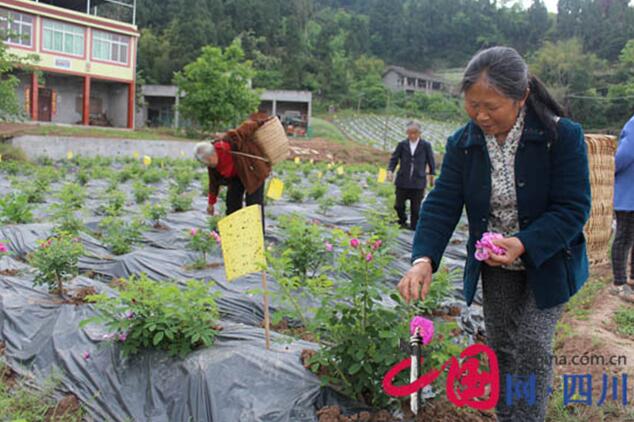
[474, 232, 507, 262]
[410, 316, 434, 345]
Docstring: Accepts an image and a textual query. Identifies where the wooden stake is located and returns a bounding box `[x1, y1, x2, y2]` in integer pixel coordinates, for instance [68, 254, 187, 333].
[261, 271, 271, 350]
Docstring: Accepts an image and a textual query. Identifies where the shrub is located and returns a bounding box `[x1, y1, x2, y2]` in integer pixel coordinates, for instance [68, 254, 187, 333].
[29, 232, 84, 295]
[76, 169, 90, 186]
[170, 190, 194, 212]
[287, 187, 305, 203]
[0, 193, 33, 224]
[99, 217, 142, 255]
[143, 202, 168, 227]
[187, 228, 221, 269]
[172, 165, 195, 193]
[340, 182, 362, 206]
[306, 231, 408, 408]
[18, 175, 50, 204]
[142, 167, 165, 184]
[0, 144, 27, 161]
[413, 264, 456, 316]
[56, 183, 86, 210]
[81, 274, 221, 357]
[101, 190, 127, 217]
[132, 180, 154, 204]
[207, 215, 222, 232]
[317, 197, 335, 216]
[276, 214, 331, 281]
[309, 183, 328, 201]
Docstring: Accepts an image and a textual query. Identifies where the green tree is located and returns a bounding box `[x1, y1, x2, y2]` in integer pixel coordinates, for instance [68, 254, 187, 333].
[174, 39, 260, 132]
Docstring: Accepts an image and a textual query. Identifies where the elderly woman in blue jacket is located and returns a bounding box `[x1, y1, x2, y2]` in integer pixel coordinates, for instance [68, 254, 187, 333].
[397, 47, 591, 422]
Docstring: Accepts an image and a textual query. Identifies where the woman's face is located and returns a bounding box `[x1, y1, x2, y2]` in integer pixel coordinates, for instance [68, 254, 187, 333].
[464, 75, 528, 138]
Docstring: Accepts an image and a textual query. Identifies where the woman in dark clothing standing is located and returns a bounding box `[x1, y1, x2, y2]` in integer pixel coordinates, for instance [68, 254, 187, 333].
[397, 47, 591, 421]
[387, 121, 436, 230]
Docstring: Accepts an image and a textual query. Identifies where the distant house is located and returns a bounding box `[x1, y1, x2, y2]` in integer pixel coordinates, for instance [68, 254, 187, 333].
[137, 87, 312, 131]
[1, 0, 139, 128]
[382, 65, 447, 95]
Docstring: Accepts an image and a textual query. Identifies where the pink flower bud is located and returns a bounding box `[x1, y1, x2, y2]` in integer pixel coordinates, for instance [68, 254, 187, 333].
[0, 243, 7, 253]
[372, 239, 382, 250]
[410, 316, 434, 345]
[191, 228, 198, 237]
[365, 252, 373, 262]
[325, 242, 333, 252]
[118, 332, 128, 342]
[350, 238, 360, 248]
[82, 351, 91, 361]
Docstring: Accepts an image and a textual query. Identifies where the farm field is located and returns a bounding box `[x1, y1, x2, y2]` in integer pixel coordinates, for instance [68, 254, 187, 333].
[330, 114, 461, 153]
[0, 155, 479, 421]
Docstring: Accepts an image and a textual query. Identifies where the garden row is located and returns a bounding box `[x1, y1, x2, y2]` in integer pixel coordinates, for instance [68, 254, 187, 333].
[331, 114, 458, 153]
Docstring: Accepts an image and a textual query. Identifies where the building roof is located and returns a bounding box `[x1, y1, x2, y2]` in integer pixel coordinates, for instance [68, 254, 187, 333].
[260, 90, 312, 103]
[383, 65, 445, 84]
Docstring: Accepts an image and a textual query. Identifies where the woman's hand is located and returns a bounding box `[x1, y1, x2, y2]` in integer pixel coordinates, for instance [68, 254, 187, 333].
[484, 236, 526, 267]
[397, 261, 433, 303]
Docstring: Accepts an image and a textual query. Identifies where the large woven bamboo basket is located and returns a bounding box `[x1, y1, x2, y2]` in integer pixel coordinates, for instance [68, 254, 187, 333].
[254, 117, 290, 165]
[584, 134, 618, 267]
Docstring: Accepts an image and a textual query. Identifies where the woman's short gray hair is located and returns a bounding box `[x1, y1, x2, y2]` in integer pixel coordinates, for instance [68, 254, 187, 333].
[195, 142, 215, 163]
[406, 121, 421, 132]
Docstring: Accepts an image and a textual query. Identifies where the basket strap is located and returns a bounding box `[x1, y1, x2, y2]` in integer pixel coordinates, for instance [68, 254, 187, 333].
[230, 150, 271, 163]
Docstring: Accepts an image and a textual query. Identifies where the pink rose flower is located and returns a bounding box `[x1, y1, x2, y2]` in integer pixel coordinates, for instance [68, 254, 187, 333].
[350, 238, 360, 248]
[191, 228, 198, 237]
[211, 231, 221, 245]
[365, 252, 373, 262]
[118, 332, 128, 342]
[0, 242, 7, 253]
[410, 316, 434, 345]
[371, 239, 383, 250]
[82, 351, 91, 361]
[474, 232, 506, 262]
[325, 242, 334, 252]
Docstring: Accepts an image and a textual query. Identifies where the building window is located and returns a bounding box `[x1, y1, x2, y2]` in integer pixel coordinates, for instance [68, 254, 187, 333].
[0, 8, 34, 47]
[43, 19, 85, 56]
[92, 30, 129, 64]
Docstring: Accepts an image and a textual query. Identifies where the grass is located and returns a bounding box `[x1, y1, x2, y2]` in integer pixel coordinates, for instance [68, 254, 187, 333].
[21, 124, 194, 141]
[0, 143, 28, 161]
[310, 117, 351, 144]
[564, 276, 608, 320]
[0, 361, 83, 421]
[614, 306, 634, 338]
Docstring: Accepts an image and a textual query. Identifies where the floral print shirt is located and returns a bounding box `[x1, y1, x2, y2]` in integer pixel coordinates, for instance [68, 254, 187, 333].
[484, 107, 526, 271]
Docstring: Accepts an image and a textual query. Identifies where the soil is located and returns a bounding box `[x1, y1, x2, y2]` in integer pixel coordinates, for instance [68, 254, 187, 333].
[317, 405, 393, 422]
[0, 269, 19, 276]
[549, 263, 634, 420]
[289, 138, 390, 165]
[44, 394, 82, 422]
[0, 364, 18, 389]
[0, 340, 5, 356]
[263, 318, 318, 343]
[67, 286, 97, 305]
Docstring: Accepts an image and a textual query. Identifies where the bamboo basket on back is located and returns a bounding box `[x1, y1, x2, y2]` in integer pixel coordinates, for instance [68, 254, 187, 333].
[254, 117, 290, 165]
[583, 134, 618, 267]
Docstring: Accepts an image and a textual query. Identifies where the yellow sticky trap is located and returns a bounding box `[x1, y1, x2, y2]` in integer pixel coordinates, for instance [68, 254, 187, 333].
[336, 166, 344, 175]
[317, 171, 323, 179]
[143, 155, 152, 167]
[294, 157, 301, 164]
[377, 168, 387, 184]
[266, 178, 284, 200]
[132, 151, 140, 159]
[310, 159, 314, 164]
[66, 151, 74, 160]
[218, 205, 266, 281]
